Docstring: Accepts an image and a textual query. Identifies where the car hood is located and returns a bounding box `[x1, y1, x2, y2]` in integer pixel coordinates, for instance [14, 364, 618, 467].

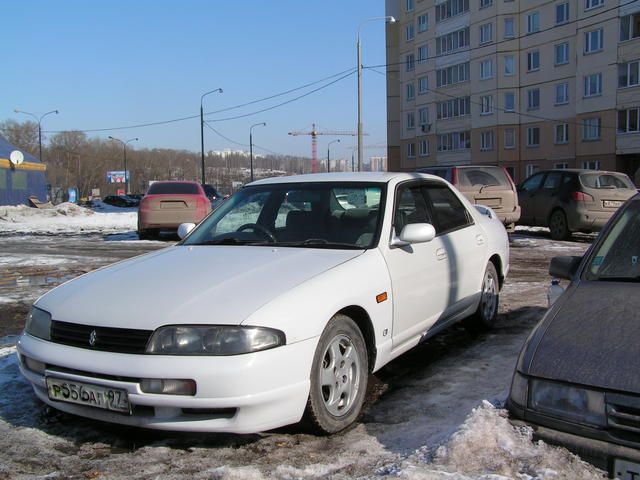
[527, 281, 640, 394]
[36, 246, 363, 330]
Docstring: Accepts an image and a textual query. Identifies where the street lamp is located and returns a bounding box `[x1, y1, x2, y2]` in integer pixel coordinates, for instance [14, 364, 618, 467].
[108, 136, 138, 194]
[200, 88, 223, 185]
[249, 122, 266, 183]
[14, 108, 59, 163]
[357, 16, 395, 172]
[327, 139, 340, 173]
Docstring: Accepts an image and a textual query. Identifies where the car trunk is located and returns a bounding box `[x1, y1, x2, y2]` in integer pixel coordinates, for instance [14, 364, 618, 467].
[458, 168, 518, 215]
[141, 194, 204, 226]
[579, 173, 637, 214]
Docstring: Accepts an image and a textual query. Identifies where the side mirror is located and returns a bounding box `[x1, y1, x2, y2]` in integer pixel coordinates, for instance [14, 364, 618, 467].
[391, 223, 436, 247]
[549, 256, 582, 280]
[177, 223, 196, 239]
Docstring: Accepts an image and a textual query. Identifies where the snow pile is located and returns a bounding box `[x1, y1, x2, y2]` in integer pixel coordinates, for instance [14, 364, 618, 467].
[378, 401, 605, 479]
[0, 203, 136, 235]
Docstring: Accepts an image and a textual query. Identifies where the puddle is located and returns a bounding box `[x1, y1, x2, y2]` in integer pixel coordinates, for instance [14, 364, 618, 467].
[0, 273, 77, 289]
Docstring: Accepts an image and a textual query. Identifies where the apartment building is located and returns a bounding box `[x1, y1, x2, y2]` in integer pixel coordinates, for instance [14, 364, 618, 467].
[385, 0, 640, 183]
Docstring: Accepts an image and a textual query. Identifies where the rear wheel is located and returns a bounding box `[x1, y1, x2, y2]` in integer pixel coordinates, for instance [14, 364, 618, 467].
[138, 229, 155, 240]
[464, 262, 499, 331]
[549, 210, 570, 241]
[304, 315, 368, 434]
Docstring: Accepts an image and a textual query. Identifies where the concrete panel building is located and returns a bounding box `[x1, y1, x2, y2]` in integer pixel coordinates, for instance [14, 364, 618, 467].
[385, 0, 640, 184]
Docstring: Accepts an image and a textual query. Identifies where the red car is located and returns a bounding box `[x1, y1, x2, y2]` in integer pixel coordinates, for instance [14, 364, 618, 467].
[138, 181, 211, 239]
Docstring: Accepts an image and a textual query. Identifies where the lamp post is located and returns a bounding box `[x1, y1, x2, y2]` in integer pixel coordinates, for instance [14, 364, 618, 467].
[357, 16, 395, 172]
[327, 139, 340, 173]
[14, 109, 59, 163]
[249, 122, 266, 183]
[200, 88, 223, 185]
[108, 136, 138, 194]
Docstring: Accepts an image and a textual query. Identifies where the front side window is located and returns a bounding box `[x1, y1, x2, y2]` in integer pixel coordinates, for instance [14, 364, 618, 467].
[394, 185, 432, 236]
[423, 184, 472, 234]
[520, 172, 544, 191]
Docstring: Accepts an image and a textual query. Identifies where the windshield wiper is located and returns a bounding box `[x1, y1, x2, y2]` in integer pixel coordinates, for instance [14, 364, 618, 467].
[190, 238, 272, 246]
[274, 239, 363, 249]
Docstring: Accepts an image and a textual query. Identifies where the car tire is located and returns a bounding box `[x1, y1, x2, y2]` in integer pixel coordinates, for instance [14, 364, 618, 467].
[138, 230, 153, 240]
[464, 262, 499, 331]
[304, 314, 368, 434]
[549, 210, 570, 241]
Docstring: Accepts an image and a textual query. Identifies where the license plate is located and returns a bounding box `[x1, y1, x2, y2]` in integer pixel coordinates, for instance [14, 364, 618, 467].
[603, 200, 623, 208]
[613, 459, 640, 480]
[46, 377, 130, 414]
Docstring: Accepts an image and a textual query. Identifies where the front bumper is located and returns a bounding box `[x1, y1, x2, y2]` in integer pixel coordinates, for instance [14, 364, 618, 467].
[17, 333, 316, 433]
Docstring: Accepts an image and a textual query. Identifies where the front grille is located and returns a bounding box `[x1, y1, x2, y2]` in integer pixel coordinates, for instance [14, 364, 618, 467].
[50, 320, 152, 354]
[607, 393, 640, 446]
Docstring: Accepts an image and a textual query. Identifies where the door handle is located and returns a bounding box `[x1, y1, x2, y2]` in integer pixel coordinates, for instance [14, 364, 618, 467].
[436, 248, 447, 260]
[476, 234, 485, 246]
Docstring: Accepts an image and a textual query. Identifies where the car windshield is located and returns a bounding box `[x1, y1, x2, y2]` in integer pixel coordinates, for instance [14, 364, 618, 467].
[580, 173, 635, 190]
[147, 182, 200, 195]
[585, 198, 640, 282]
[182, 182, 385, 249]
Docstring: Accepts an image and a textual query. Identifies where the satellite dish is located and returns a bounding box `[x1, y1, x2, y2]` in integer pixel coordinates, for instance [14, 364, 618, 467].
[9, 150, 24, 166]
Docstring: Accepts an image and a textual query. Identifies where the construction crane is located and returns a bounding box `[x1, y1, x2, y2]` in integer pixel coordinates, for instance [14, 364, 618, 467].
[288, 124, 366, 173]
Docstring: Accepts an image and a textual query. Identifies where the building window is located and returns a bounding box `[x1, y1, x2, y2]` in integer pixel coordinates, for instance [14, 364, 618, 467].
[437, 96, 471, 119]
[504, 128, 515, 149]
[419, 139, 429, 156]
[407, 142, 416, 158]
[417, 44, 428, 63]
[504, 92, 515, 112]
[620, 13, 640, 41]
[555, 82, 569, 105]
[584, 73, 603, 97]
[504, 55, 515, 75]
[527, 51, 540, 72]
[527, 88, 540, 110]
[406, 24, 415, 42]
[584, 29, 603, 53]
[480, 59, 493, 79]
[438, 131, 471, 151]
[406, 83, 415, 101]
[555, 42, 569, 65]
[582, 160, 601, 170]
[406, 112, 415, 130]
[618, 108, 640, 133]
[406, 53, 415, 71]
[555, 162, 569, 169]
[436, 0, 470, 23]
[419, 107, 429, 131]
[556, 3, 569, 24]
[619, 61, 640, 87]
[418, 76, 429, 94]
[585, 0, 603, 10]
[436, 62, 470, 87]
[555, 123, 569, 144]
[525, 164, 539, 177]
[527, 127, 540, 147]
[480, 95, 494, 115]
[480, 0, 492, 8]
[406, 0, 414, 12]
[582, 117, 602, 140]
[418, 14, 429, 32]
[480, 23, 493, 44]
[436, 27, 470, 55]
[480, 131, 494, 151]
[504, 18, 515, 38]
[527, 12, 540, 34]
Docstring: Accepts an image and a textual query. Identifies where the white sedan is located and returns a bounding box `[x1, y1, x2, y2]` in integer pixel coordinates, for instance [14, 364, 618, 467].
[17, 172, 509, 434]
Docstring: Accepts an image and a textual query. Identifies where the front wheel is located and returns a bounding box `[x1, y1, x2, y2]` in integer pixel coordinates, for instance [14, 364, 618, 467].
[464, 262, 499, 331]
[304, 315, 368, 434]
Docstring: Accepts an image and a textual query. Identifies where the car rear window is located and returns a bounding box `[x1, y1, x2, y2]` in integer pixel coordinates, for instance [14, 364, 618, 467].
[147, 183, 200, 195]
[458, 167, 510, 188]
[580, 173, 635, 190]
[417, 168, 452, 182]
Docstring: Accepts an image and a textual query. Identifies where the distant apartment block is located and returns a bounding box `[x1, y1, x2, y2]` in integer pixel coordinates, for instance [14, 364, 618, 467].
[385, 0, 640, 183]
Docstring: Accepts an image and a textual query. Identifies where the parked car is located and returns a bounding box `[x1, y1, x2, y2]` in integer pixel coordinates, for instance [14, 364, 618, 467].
[416, 166, 520, 230]
[508, 193, 640, 476]
[17, 172, 509, 434]
[517, 169, 636, 240]
[102, 195, 139, 208]
[137, 181, 211, 239]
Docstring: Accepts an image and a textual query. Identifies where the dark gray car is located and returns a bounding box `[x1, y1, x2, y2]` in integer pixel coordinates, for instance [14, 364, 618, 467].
[508, 193, 640, 476]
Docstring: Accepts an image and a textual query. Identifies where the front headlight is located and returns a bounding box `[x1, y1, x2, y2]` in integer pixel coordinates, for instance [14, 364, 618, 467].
[146, 325, 286, 356]
[529, 379, 606, 427]
[24, 306, 52, 341]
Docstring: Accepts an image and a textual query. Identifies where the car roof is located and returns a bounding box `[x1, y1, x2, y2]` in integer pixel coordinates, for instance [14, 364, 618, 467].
[248, 172, 443, 186]
[151, 180, 201, 184]
[534, 169, 628, 175]
[418, 165, 504, 170]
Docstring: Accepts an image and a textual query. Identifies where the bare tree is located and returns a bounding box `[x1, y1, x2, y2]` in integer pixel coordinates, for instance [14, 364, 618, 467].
[0, 120, 39, 156]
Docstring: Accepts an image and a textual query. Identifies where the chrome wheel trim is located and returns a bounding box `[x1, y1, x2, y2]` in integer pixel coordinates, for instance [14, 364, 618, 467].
[319, 334, 361, 417]
[480, 268, 498, 321]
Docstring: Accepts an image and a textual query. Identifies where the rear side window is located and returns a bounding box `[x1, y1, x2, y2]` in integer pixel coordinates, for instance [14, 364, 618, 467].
[417, 168, 452, 182]
[147, 183, 200, 195]
[519, 173, 545, 192]
[580, 173, 635, 190]
[423, 185, 472, 234]
[458, 167, 510, 187]
[543, 172, 563, 190]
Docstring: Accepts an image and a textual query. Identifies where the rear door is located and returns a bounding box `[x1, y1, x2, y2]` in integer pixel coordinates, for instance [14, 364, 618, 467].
[535, 171, 564, 223]
[518, 173, 546, 225]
